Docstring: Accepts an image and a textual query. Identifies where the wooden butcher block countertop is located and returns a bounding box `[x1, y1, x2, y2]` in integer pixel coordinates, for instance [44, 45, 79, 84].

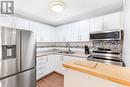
[63, 60, 130, 86]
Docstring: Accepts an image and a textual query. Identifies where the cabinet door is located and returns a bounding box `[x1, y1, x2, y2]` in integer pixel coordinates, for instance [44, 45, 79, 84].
[48, 55, 55, 72]
[104, 12, 121, 30]
[71, 22, 80, 41]
[90, 16, 104, 33]
[42, 28, 55, 42]
[55, 55, 62, 73]
[55, 55, 71, 75]
[79, 19, 90, 41]
[37, 55, 56, 80]
[61, 24, 72, 42]
[30, 22, 55, 42]
[36, 56, 49, 80]
[55, 28, 64, 42]
[30, 22, 44, 42]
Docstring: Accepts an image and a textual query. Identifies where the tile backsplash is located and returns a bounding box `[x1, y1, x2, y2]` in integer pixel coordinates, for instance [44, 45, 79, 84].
[92, 40, 122, 52]
[37, 41, 92, 49]
[37, 40, 123, 53]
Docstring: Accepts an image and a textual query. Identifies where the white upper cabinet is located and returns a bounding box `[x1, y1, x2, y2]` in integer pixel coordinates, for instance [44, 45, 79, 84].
[0, 16, 56, 42]
[89, 16, 104, 33]
[89, 12, 122, 32]
[56, 24, 72, 42]
[71, 19, 90, 41]
[30, 21, 55, 42]
[71, 22, 80, 41]
[79, 19, 90, 41]
[55, 27, 65, 42]
[0, 12, 121, 42]
[30, 22, 44, 42]
[43, 27, 55, 42]
[55, 12, 122, 42]
[103, 12, 121, 30]
[61, 24, 72, 42]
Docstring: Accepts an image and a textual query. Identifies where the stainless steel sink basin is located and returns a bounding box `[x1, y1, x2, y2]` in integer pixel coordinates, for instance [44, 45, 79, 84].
[58, 51, 75, 54]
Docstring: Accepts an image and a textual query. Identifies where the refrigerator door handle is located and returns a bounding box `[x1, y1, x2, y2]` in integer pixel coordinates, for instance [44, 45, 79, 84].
[16, 30, 21, 72]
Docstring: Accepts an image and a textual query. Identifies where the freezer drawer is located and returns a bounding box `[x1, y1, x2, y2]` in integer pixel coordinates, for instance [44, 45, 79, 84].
[19, 68, 36, 87]
[21, 30, 36, 71]
[0, 69, 36, 87]
[0, 74, 19, 87]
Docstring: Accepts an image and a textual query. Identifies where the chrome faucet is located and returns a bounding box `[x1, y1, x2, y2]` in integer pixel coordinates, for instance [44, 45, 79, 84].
[65, 42, 71, 53]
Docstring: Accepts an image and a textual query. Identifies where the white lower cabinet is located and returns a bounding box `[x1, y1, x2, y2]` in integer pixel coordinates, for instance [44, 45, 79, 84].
[36, 55, 55, 80]
[55, 55, 83, 75]
[55, 55, 62, 73]
[48, 55, 55, 72]
[64, 69, 127, 87]
[37, 54, 86, 79]
[36, 56, 48, 80]
[55, 55, 70, 75]
[37, 54, 127, 87]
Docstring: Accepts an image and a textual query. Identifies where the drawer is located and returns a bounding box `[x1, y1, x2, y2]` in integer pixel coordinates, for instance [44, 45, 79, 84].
[37, 56, 48, 62]
[37, 61, 45, 66]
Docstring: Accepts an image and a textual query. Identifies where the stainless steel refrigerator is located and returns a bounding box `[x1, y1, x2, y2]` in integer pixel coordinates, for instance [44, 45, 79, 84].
[0, 27, 36, 87]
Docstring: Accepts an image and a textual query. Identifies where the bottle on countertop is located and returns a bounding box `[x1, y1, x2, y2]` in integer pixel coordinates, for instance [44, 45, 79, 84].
[85, 45, 90, 54]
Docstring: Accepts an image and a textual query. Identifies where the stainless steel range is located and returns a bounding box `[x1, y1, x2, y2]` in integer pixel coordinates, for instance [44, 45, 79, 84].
[88, 30, 124, 66]
[88, 48, 124, 66]
[0, 27, 36, 87]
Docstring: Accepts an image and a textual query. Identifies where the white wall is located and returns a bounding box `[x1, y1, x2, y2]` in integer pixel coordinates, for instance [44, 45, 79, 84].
[122, 0, 130, 67]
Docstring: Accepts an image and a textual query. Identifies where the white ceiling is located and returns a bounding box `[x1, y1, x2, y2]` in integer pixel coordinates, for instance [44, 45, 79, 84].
[15, 0, 123, 27]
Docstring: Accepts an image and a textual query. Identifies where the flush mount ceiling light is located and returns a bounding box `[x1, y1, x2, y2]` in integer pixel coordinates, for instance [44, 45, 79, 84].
[49, 0, 65, 13]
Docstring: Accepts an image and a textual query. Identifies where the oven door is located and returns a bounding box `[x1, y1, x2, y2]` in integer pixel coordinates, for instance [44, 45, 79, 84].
[87, 57, 123, 66]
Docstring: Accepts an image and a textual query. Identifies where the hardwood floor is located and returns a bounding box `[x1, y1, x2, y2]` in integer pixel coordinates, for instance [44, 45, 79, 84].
[37, 72, 64, 87]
